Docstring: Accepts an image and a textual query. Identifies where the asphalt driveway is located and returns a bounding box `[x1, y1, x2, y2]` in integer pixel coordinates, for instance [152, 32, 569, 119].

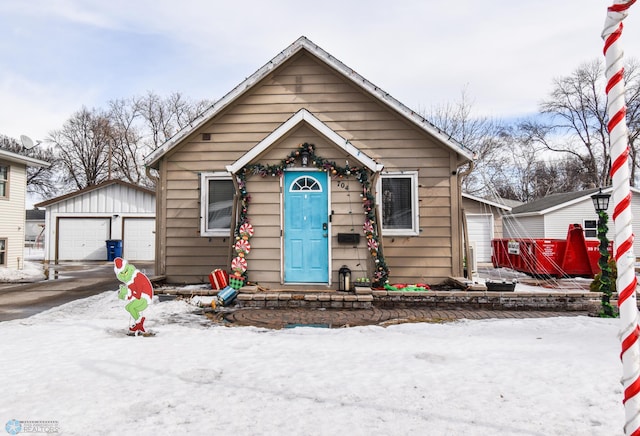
[0, 261, 154, 322]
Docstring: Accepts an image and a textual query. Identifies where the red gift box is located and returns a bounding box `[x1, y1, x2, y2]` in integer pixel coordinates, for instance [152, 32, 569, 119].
[208, 269, 229, 290]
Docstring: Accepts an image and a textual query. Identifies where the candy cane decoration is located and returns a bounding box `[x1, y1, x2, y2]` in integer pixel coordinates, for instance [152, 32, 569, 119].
[602, 2, 640, 434]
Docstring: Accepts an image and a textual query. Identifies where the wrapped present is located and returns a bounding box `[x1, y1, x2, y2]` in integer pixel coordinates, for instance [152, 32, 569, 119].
[208, 269, 229, 290]
[229, 275, 245, 290]
[216, 286, 238, 307]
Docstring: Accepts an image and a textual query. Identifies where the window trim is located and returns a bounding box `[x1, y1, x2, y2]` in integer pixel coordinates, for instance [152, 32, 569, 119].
[0, 163, 9, 200]
[0, 238, 6, 266]
[583, 218, 598, 239]
[377, 171, 420, 236]
[200, 172, 235, 237]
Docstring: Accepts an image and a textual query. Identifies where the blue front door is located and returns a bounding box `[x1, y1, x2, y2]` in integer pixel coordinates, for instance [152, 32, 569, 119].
[284, 171, 329, 283]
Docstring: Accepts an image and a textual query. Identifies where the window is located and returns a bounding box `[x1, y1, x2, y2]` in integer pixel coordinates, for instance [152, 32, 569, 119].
[0, 164, 8, 198]
[584, 219, 597, 238]
[200, 172, 235, 237]
[0, 239, 6, 266]
[290, 176, 322, 191]
[378, 172, 419, 235]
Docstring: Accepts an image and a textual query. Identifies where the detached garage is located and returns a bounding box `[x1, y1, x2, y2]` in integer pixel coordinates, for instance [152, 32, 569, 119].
[35, 180, 156, 263]
[461, 193, 512, 266]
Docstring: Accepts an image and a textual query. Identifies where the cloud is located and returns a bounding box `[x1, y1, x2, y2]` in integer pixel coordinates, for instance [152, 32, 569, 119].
[0, 0, 639, 141]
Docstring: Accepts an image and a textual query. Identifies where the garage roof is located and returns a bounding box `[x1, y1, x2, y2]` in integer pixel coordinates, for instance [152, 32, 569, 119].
[34, 179, 154, 208]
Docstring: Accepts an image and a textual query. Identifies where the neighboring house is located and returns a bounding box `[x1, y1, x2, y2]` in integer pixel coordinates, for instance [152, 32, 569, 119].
[35, 180, 156, 263]
[503, 186, 640, 257]
[145, 36, 475, 287]
[462, 193, 512, 266]
[0, 149, 50, 269]
[25, 208, 45, 245]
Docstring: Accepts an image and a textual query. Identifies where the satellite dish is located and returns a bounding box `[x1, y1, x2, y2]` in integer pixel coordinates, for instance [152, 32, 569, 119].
[20, 135, 41, 150]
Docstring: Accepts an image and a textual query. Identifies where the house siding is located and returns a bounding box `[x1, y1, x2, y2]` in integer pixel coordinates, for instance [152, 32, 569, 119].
[158, 52, 463, 286]
[503, 215, 544, 239]
[0, 160, 26, 269]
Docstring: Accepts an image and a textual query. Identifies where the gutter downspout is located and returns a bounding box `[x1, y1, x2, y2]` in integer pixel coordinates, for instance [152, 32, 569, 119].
[457, 160, 475, 280]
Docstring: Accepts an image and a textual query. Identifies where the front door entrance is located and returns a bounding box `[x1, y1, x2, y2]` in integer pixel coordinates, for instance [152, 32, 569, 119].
[283, 171, 329, 283]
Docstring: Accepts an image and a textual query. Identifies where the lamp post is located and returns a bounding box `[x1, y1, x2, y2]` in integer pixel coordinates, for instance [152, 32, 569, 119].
[591, 188, 613, 317]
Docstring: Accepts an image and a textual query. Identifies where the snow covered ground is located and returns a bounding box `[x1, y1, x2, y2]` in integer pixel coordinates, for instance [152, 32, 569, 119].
[0, 289, 626, 435]
[0, 255, 630, 435]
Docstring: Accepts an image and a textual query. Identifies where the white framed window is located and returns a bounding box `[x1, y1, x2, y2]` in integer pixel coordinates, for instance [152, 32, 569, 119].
[200, 172, 235, 237]
[378, 171, 419, 236]
[0, 164, 8, 198]
[584, 219, 597, 238]
[0, 238, 6, 266]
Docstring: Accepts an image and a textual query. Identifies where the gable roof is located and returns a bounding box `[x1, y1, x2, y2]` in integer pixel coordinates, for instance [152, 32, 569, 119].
[507, 186, 638, 216]
[462, 192, 512, 211]
[0, 148, 50, 168]
[34, 179, 155, 208]
[226, 108, 385, 174]
[145, 36, 475, 169]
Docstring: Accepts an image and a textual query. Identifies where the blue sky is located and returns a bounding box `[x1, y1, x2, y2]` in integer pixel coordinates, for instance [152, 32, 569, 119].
[1, 0, 639, 142]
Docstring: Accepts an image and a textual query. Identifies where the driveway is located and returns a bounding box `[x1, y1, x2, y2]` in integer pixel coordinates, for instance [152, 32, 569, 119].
[0, 261, 154, 322]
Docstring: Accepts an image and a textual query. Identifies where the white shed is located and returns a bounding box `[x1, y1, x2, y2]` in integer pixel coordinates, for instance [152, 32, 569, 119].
[502, 186, 640, 258]
[461, 193, 512, 265]
[35, 180, 156, 263]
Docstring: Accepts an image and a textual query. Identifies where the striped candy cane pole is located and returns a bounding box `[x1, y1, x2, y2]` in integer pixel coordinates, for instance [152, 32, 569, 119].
[602, 2, 640, 434]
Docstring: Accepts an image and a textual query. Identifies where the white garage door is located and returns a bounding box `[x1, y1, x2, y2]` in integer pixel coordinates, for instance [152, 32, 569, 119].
[467, 214, 494, 263]
[58, 218, 110, 261]
[123, 218, 155, 261]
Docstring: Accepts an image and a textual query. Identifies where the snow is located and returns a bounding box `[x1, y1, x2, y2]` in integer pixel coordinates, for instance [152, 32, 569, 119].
[0, 289, 625, 435]
[0, 261, 45, 283]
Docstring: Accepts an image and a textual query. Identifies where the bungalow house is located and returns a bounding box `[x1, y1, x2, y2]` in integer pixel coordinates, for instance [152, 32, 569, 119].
[0, 148, 50, 269]
[502, 186, 640, 257]
[35, 180, 156, 263]
[145, 36, 475, 288]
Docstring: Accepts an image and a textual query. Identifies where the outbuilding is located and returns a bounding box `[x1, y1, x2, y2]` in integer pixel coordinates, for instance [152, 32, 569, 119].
[35, 180, 156, 263]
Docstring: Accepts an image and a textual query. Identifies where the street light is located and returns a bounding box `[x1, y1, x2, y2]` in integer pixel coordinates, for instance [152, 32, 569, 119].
[591, 188, 613, 317]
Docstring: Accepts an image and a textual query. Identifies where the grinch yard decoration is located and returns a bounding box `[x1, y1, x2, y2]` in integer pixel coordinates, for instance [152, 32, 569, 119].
[114, 257, 154, 335]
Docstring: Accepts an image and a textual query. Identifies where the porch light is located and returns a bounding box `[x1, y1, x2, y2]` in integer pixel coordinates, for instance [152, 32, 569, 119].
[338, 265, 352, 292]
[591, 188, 611, 213]
[300, 149, 310, 167]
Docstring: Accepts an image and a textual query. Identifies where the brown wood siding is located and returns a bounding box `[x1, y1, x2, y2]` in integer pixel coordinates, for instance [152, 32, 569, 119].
[159, 52, 463, 285]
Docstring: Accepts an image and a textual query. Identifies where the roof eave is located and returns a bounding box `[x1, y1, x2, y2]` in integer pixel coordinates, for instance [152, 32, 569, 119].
[0, 149, 50, 168]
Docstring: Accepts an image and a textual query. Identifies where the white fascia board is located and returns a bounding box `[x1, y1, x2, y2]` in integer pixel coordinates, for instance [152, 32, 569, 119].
[226, 108, 383, 174]
[462, 192, 511, 211]
[0, 149, 50, 168]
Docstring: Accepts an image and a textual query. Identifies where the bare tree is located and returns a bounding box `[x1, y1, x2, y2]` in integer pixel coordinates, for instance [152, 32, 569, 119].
[522, 58, 640, 187]
[135, 91, 212, 149]
[107, 98, 147, 186]
[48, 92, 212, 193]
[424, 88, 510, 198]
[49, 107, 115, 190]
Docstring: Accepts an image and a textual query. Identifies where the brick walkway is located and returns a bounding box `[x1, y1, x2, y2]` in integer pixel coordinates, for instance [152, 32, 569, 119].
[211, 307, 590, 329]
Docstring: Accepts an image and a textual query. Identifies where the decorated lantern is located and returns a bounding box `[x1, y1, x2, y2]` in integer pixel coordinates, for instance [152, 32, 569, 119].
[338, 265, 352, 292]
